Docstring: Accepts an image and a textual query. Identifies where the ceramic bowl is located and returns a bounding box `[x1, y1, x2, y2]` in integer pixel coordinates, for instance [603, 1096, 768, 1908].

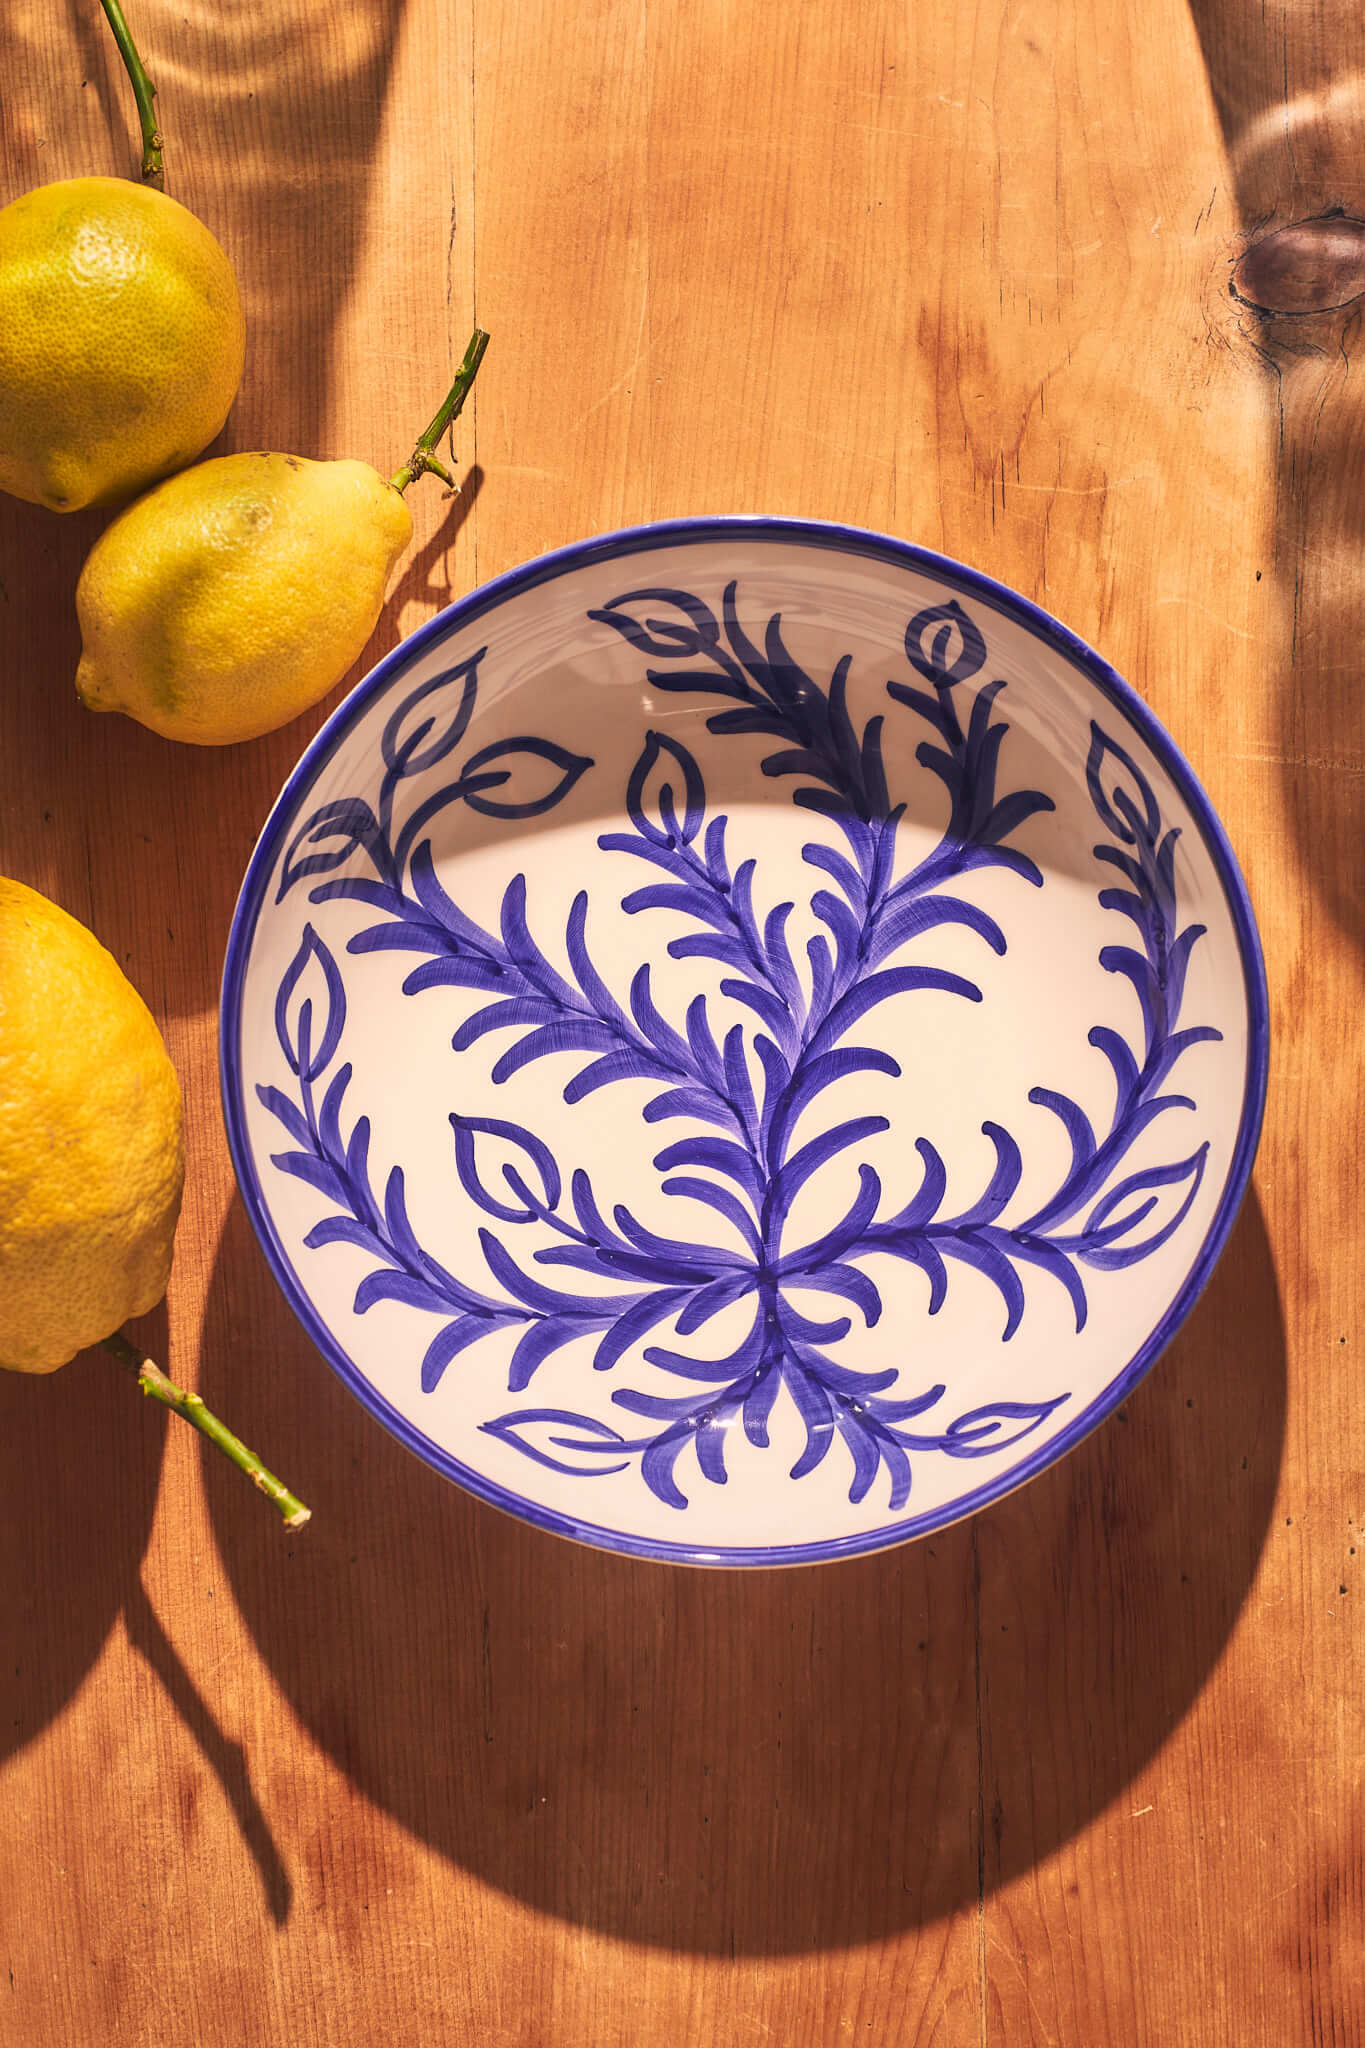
[220, 517, 1268, 1566]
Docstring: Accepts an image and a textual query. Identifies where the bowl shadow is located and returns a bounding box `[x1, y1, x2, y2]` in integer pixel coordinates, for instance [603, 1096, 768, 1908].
[198, 1186, 1284, 1952]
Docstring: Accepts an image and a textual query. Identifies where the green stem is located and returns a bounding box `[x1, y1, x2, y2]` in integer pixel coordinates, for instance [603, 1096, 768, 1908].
[390, 328, 490, 493]
[98, 0, 165, 189]
[102, 1330, 310, 1530]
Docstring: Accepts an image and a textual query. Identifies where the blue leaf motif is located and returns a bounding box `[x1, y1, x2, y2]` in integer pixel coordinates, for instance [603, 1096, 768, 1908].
[254, 1082, 313, 1149]
[626, 1427, 684, 1508]
[1085, 722, 1162, 848]
[422, 1316, 514, 1393]
[480, 1408, 635, 1476]
[450, 1112, 562, 1223]
[589, 587, 725, 659]
[902, 599, 986, 686]
[786, 1365, 837, 1479]
[269, 1149, 348, 1202]
[277, 799, 384, 902]
[1081, 1145, 1210, 1270]
[458, 736, 594, 819]
[626, 730, 707, 846]
[932, 1396, 1070, 1458]
[274, 924, 346, 1081]
[503, 1319, 576, 1392]
[380, 653, 483, 777]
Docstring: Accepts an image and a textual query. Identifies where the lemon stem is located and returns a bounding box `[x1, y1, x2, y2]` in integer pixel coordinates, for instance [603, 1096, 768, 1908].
[390, 328, 490, 494]
[101, 1330, 311, 1529]
[98, 0, 165, 189]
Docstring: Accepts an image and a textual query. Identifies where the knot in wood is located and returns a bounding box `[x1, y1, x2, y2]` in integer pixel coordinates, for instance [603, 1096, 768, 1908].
[1232, 216, 1365, 316]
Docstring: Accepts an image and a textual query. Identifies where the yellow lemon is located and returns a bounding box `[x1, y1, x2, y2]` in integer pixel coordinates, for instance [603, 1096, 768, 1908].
[0, 175, 244, 512]
[0, 879, 184, 1373]
[74, 451, 414, 746]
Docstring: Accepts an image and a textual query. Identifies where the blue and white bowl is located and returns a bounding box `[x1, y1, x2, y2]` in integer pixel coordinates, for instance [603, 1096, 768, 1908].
[220, 518, 1269, 1566]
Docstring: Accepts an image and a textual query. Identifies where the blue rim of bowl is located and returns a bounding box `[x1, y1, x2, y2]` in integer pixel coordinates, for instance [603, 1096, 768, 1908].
[219, 514, 1271, 1569]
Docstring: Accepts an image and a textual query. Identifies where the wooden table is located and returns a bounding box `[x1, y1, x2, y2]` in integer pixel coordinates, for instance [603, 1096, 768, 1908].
[1, 1, 1359, 2040]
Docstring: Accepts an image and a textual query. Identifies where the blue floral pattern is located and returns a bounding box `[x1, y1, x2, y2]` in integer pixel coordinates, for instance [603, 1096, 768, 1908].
[258, 584, 1221, 1514]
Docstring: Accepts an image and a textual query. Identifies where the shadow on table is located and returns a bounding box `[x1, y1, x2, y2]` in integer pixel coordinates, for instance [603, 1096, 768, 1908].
[199, 1188, 1285, 1952]
[0, 1308, 293, 1924]
[1186, 0, 1365, 951]
[0, 1314, 166, 1768]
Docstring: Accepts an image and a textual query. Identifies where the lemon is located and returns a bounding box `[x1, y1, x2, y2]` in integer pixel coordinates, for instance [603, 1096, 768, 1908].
[0, 176, 244, 513]
[0, 880, 184, 1373]
[72, 328, 488, 747]
[74, 452, 413, 746]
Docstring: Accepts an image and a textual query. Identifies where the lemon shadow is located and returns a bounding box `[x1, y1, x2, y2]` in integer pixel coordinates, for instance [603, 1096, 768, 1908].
[0, 1305, 295, 1922]
[122, 1574, 293, 1924]
[197, 1188, 1283, 1953]
[385, 466, 486, 625]
[0, 1313, 166, 1768]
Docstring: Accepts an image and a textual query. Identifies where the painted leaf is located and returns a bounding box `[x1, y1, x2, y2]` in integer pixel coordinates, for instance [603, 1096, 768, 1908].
[480, 1408, 634, 1476]
[277, 798, 383, 901]
[450, 1112, 562, 1223]
[1085, 721, 1162, 848]
[459, 736, 594, 819]
[274, 924, 346, 1081]
[901, 598, 987, 686]
[380, 653, 483, 776]
[626, 729, 707, 846]
[589, 587, 725, 660]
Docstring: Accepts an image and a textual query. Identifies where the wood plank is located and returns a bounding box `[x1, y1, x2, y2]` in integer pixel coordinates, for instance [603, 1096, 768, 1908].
[973, 0, 1365, 2033]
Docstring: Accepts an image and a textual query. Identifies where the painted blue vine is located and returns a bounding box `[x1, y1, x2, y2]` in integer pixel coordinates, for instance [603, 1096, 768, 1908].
[260, 584, 1221, 1513]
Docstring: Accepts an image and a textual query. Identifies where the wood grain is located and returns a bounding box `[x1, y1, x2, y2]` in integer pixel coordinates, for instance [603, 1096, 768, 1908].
[0, 0, 1360, 2040]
